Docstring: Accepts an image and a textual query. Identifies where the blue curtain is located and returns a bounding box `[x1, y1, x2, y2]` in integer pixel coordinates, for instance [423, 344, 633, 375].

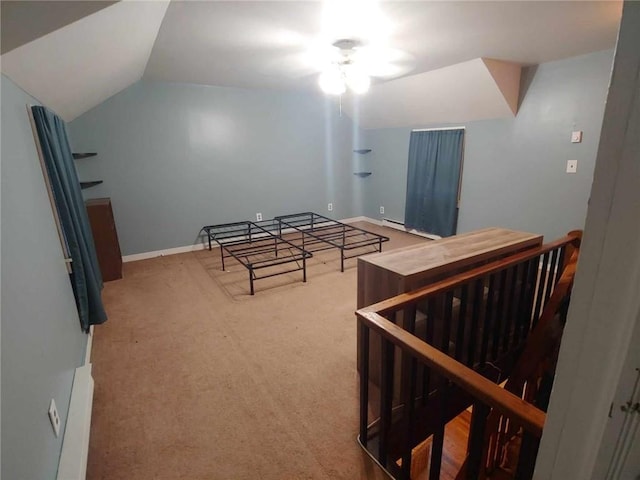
[31, 106, 107, 331]
[404, 129, 464, 237]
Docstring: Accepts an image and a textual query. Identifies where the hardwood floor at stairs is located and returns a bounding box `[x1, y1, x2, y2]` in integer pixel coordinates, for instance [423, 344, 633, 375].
[411, 410, 471, 480]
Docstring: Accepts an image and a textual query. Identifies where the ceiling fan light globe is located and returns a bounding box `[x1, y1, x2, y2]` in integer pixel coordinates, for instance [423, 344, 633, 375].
[319, 69, 346, 95]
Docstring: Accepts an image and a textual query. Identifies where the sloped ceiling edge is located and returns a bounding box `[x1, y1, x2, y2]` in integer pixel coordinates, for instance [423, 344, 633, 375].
[0, 1, 118, 55]
[0, 1, 169, 121]
[345, 58, 518, 130]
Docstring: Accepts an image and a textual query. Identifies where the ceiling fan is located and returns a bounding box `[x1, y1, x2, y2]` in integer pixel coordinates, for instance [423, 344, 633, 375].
[316, 38, 414, 95]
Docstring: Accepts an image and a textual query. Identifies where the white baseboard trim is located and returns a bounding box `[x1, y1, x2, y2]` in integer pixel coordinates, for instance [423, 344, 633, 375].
[57, 364, 94, 480]
[122, 242, 208, 263]
[342, 216, 383, 225]
[340, 216, 367, 223]
[84, 325, 94, 366]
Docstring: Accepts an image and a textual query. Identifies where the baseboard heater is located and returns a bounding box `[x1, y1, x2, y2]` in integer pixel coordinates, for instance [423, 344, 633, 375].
[381, 218, 442, 240]
[382, 218, 404, 227]
[57, 364, 94, 480]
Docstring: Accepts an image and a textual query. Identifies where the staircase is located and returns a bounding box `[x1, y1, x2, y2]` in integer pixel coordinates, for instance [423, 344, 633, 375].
[356, 231, 581, 480]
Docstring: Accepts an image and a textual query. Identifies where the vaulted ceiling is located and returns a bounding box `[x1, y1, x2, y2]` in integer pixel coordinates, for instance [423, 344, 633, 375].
[0, 1, 622, 126]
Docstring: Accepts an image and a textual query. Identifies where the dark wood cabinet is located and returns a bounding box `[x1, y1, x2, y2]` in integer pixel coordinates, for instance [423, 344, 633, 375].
[85, 198, 122, 282]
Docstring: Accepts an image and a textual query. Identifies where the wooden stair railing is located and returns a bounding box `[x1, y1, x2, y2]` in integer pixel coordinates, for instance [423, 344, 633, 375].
[473, 234, 581, 480]
[356, 232, 581, 480]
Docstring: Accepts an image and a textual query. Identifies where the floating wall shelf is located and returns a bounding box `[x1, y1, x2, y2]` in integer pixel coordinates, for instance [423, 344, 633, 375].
[73, 152, 97, 159]
[75, 152, 103, 189]
[80, 180, 103, 190]
[354, 149, 372, 176]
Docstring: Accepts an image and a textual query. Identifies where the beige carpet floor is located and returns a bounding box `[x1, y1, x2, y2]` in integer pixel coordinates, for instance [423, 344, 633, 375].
[87, 222, 430, 480]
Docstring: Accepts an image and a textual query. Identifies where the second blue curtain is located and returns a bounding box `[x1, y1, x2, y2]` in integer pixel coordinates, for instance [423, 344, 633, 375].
[404, 129, 464, 237]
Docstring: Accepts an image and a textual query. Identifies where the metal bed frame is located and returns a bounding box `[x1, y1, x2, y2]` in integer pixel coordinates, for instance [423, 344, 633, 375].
[200, 220, 312, 295]
[275, 212, 390, 272]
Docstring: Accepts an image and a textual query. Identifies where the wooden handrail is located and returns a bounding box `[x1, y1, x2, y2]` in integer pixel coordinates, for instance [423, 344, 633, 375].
[357, 310, 547, 437]
[358, 233, 581, 317]
[356, 232, 582, 478]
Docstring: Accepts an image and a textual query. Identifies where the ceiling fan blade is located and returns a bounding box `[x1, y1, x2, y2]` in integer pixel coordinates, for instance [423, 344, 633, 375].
[353, 46, 415, 78]
[304, 41, 342, 70]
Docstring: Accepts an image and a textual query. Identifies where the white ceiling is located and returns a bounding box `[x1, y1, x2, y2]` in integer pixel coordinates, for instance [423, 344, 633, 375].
[146, 1, 621, 90]
[0, 1, 622, 125]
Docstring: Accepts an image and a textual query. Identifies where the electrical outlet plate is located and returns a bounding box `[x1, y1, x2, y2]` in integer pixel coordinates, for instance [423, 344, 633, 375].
[328, 203, 333, 211]
[256, 213, 262, 221]
[380, 206, 385, 214]
[48, 398, 61, 437]
[566, 160, 578, 173]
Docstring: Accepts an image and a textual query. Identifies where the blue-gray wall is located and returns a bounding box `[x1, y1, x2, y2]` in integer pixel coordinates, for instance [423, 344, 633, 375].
[69, 50, 612, 253]
[1, 75, 88, 479]
[69, 82, 364, 256]
[361, 49, 614, 241]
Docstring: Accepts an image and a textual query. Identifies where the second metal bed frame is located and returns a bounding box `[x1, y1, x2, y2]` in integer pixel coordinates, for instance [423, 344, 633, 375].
[275, 212, 390, 272]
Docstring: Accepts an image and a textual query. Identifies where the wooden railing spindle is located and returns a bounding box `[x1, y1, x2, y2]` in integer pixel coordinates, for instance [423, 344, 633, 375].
[491, 269, 508, 360]
[466, 279, 484, 368]
[429, 376, 446, 480]
[400, 356, 418, 480]
[442, 291, 454, 354]
[404, 305, 417, 335]
[422, 299, 437, 404]
[523, 255, 540, 340]
[455, 285, 469, 362]
[466, 402, 490, 479]
[501, 266, 518, 354]
[479, 274, 496, 366]
[514, 259, 533, 345]
[542, 249, 559, 307]
[359, 323, 370, 448]
[515, 431, 541, 480]
[379, 338, 395, 467]
[554, 246, 566, 286]
[532, 252, 550, 327]
[399, 304, 418, 449]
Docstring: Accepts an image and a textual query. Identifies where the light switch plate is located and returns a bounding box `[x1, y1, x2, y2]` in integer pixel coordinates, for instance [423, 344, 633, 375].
[571, 131, 583, 143]
[48, 398, 61, 437]
[567, 160, 578, 173]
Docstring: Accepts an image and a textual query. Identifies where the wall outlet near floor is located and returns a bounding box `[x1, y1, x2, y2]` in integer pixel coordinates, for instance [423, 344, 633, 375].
[566, 160, 578, 174]
[256, 212, 262, 221]
[48, 398, 61, 437]
[328, 203, 333, 212]
[380, 206, 385, 214]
